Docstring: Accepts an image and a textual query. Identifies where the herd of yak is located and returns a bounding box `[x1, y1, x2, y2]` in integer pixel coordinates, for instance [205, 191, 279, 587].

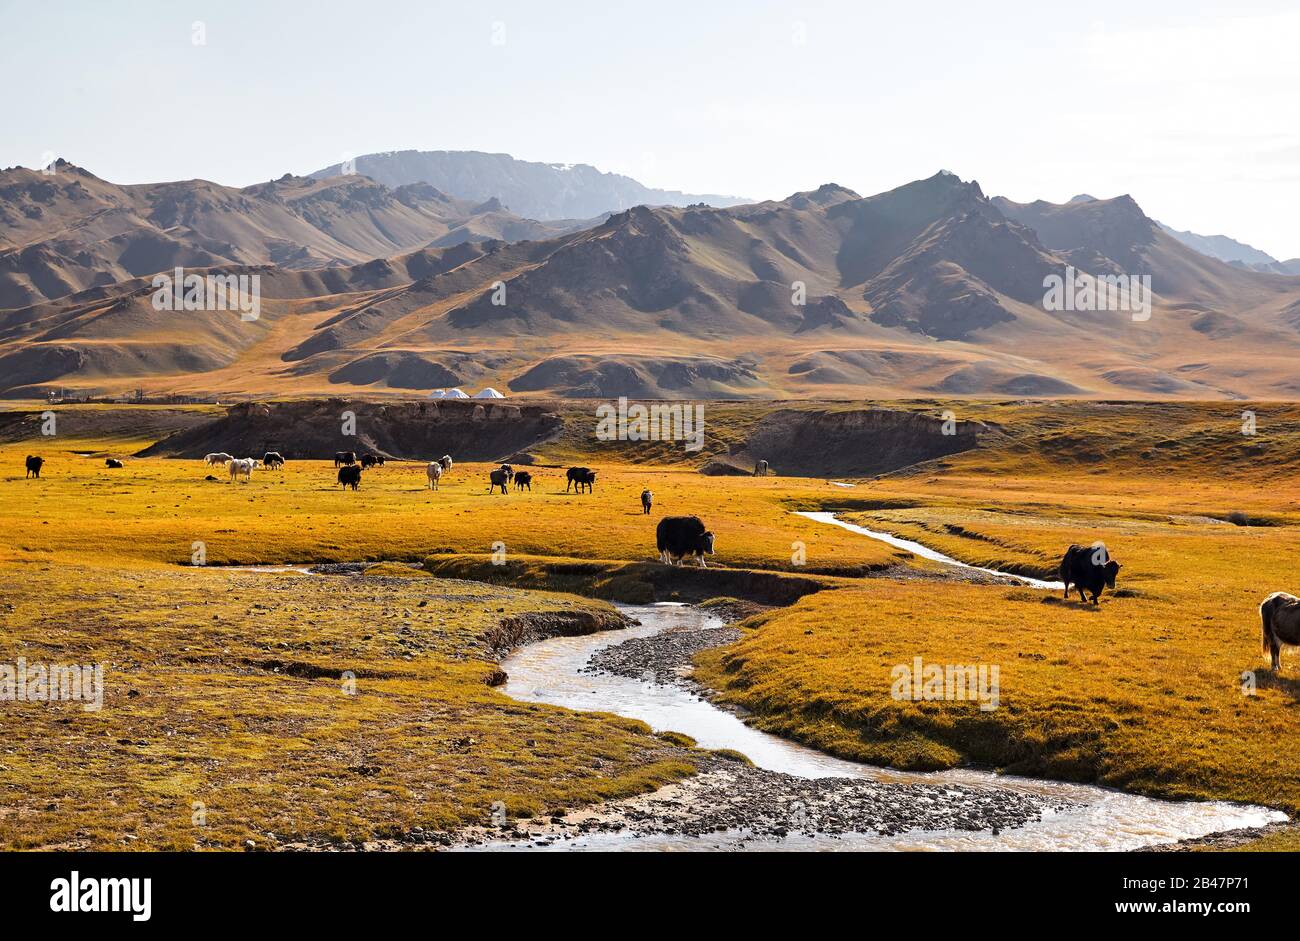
[16, 450, 1300, 668]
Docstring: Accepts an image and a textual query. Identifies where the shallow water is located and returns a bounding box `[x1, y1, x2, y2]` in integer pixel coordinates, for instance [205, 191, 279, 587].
[214, 554, 1282, 850]
[495, 603, 1283, 851]
[796, 510, 1065, 589]
[221, 565, 317, 575]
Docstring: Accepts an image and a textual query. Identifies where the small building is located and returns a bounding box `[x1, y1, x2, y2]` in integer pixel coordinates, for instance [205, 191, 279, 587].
[429, 388, 470, 399]
[473, 387, 505, 399]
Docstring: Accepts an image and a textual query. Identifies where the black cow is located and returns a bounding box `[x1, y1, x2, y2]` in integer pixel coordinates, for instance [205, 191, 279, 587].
[334, 451, 356, 467]
[566, 466, 596, 493]
[338, 464, 362, 490]
[514, 471, 533, 491]
[488, 468, 511, 494]
[105, 458, 124, 469]
[641, 489, 653, 514]
[656, 516, 716, 568]
[25, 455, 43, 479]
[1261, 592, 1300, 671]
[361, 453, 385, 469]
[263, 452, 285, 469]
[1059, 543, 1121, 605]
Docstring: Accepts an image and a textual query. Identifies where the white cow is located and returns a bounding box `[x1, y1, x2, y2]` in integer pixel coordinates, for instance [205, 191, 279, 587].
[204, 452, 234, 466]
[426, 461, 443, 490]
[438, 455, 453, 472]
[228, 458, 258, 482]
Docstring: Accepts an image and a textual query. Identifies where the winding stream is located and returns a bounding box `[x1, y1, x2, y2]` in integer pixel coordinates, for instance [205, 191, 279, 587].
[795, 510, 1065, 589]
[496, 604, 1282, 851]
[221, 521, 1284, 851]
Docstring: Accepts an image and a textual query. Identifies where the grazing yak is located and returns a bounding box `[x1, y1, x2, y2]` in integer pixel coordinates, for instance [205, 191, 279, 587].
[1260, 592, 1300, 671]
[566, 466, 596, 494]
[338, 464, 362, 490]
[1059, 543, 1121, 605]
[754, 459, 770, 477]
[262, 452, 285, 469]
[228, 458, 258, 483]
[105, 458, 124, 469]
[487, 468, 511, 495]
[498, 463, 514, 481]
[426, 461, 443, 490]
[514, 471, 533, 491]
[439, 455, 453, 472]
[641, 489, 653, 514]
[361, 453, 385, 469]
[334, 451, 357, 467]
[25, 455, 44, 479]
[657, 516, 716, 567]
[204, 452, 233, 467]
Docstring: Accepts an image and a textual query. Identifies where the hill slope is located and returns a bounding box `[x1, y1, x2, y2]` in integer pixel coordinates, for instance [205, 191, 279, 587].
[0, 160, 582, 307]
[4, 170, 1300, 400]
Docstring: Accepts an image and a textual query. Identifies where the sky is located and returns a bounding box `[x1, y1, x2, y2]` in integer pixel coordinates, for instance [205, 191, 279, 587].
[3, 0, 1298, 259]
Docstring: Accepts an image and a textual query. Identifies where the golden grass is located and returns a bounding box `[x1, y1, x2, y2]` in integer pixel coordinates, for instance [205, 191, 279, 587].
[3, 398, 1299, 849]
[0, 448, 902, 572]
[1218, 828, 1300, 852]
[0, 559, 693, 849]
[0, 441, 891, 850]
[691, 405, 1300, 816]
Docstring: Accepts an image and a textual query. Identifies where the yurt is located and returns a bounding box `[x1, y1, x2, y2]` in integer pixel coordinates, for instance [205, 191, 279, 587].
[429, 388, 469, 399]
[473, 388, 505, 399]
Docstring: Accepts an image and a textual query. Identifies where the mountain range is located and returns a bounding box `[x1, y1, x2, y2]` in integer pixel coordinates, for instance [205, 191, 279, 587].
[0, 160, 594, 308]
[308, 150, 750, 221]
[1157, 222, 1300, 275]
[3, 159, 1300, 401]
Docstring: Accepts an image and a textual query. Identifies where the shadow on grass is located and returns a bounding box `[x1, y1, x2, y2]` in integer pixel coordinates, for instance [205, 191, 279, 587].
[1256, 669, 1300, 703]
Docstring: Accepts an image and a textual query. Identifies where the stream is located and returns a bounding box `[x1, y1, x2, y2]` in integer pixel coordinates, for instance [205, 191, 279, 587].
[795, 510, 1065, 589]
[489, 603, 1282, 851]
[221, 516, 1284, 851]
[480, 509, 1281, 850]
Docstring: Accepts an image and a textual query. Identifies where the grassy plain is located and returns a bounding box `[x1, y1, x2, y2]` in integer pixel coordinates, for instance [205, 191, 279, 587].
[1, 399, 1298, 847]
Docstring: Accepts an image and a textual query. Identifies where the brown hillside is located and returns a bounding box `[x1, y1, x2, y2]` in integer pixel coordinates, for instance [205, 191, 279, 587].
[3, 169, 1300, 400]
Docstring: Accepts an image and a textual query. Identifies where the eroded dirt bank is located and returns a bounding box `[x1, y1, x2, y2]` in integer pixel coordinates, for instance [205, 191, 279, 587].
[422, 555, 833, 605]
[733, 407, 990, 477]
[138, 398, 564, 461]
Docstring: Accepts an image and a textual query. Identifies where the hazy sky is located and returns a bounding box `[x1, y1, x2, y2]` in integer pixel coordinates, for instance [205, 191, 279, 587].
[3, 0, 1298, 258]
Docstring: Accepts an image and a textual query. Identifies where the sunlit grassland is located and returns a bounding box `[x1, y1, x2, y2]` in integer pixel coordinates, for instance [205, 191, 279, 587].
[0, 445, 899, 849]
[0, 447, 903, 571]
[694, 466, 1300, 816]
[0, 560, 693, 849]
[3, 396, 1300, 849]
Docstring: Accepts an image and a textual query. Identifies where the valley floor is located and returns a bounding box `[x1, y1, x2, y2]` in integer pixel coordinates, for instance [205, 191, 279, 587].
[1, 400, 1297, 849]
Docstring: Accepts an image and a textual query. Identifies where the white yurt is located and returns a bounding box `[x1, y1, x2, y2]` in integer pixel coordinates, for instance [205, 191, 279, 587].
[429, 388, 469, 399]
[473, 387, 505, 399]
